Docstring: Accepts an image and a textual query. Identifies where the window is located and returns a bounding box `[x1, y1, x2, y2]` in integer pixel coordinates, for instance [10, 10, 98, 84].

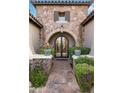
[54, 11, 70, 23]
[58, 12, 65, 21]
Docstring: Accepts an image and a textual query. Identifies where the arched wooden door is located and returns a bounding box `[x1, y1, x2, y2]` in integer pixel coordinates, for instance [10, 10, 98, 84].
[55, 36, 68, 58]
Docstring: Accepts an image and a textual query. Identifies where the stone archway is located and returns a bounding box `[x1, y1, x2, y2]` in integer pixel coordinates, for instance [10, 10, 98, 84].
[48, 32, 76, 58]
[48, 32, 76, 48]
[46, 29, 78, 45]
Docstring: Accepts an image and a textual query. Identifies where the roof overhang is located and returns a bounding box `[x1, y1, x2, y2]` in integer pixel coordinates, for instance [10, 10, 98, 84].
[29, 13, 43, 28]
[81, 11, 94, 26]
[32, 0, 91, 6]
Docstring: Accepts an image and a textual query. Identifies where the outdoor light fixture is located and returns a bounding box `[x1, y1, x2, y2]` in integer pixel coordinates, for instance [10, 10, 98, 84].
[60, 25, 64, 33]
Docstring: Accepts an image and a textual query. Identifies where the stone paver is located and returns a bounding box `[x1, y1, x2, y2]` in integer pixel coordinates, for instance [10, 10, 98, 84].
[41, 60, 82, 93]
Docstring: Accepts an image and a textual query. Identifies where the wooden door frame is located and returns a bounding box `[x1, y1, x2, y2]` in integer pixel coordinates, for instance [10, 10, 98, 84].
[54, 34, 69, 58]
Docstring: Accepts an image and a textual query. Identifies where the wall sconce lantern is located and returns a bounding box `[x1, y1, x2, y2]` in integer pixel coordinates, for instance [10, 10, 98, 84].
[60, 25, 64, 33]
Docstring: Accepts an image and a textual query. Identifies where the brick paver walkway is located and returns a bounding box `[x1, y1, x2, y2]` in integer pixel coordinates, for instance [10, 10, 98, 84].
[38, 60, 81, 93]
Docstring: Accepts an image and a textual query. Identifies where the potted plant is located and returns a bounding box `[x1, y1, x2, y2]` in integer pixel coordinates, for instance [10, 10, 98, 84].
[43, 43, 52, 56]
[75, 44, 81, 56]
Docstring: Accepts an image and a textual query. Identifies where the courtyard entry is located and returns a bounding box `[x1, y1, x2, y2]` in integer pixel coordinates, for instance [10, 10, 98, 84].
[48, 32, 76, 58]
[55, 36, 68, 58]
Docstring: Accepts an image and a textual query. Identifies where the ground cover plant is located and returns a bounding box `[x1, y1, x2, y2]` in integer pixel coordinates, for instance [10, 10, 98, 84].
[29, 66, 48, 88]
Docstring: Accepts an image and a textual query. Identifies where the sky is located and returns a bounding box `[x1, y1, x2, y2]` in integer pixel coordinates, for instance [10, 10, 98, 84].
[29, 0, 94, 16]
[29, 1, 36, 16]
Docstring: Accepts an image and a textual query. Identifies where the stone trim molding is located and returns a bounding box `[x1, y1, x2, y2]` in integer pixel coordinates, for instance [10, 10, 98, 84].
[46, 30, 78, 44]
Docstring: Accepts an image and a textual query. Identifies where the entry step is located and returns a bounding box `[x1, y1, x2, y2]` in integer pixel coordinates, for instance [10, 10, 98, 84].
[54, 58, 69, 61]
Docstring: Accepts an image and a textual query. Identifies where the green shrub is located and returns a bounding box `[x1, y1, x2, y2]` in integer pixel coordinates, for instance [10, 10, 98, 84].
[68, 47, 91, 59]
[80, 82, 89, 92]
[68, 47, 75, 58]
[39, 47, 55, 55]
[39, 47, 45, 54]
[75, 63, 94, 92]
[76, 63, 89, 75]
[29, 67, 48, 88]
[81, 47, 91, 55]
[75, 56, 94, 66]
[51, 48, 55, 56]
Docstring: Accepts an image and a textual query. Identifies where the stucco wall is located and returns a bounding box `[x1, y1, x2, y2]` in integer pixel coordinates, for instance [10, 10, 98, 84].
[29, 22, 41, 55]
[36, 5, 88, 44]
[83, 20, 94, 56]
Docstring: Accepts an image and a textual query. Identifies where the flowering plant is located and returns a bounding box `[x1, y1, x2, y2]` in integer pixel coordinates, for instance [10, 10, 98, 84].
[75, 43, 81, 49]
[43, 43, 51, 49]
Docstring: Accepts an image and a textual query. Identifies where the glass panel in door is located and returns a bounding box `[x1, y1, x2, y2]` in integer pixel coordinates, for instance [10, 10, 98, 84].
[62, 37, 67, 57]
[55, 36, 68, 58]
[55, 37, 61, 57]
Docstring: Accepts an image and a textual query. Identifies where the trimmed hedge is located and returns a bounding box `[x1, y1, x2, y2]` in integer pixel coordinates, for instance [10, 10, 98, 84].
[75, 57, 94, 92]
[75, 63, 94, 92]
[75, 56, 94, 66]
[81, 48, 91, 55]
[29, 67, 48, 88]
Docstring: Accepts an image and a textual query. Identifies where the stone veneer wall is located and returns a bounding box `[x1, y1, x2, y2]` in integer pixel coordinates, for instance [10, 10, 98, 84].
[29, 58, 53, 74]
[35, 5, 88, 45]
